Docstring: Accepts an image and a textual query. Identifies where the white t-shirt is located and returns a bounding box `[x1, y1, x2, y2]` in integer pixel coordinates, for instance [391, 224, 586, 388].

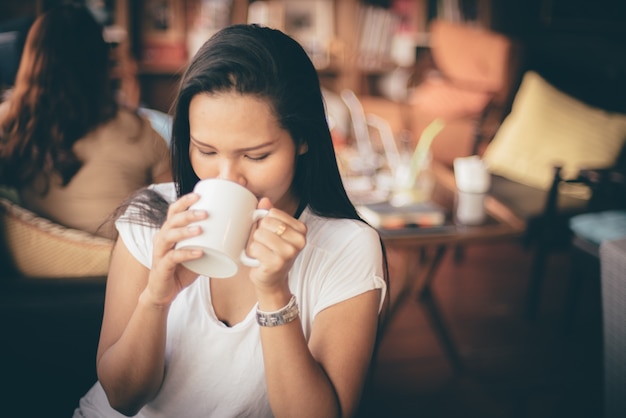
[74, 182, 386, 418]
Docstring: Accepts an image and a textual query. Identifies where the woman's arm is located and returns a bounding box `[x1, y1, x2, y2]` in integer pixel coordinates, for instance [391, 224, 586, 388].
[95, 239, 169, 415]
[96, 193, 206, 415]
[249, 202, 383, 417]
[260, 289, 381, 418]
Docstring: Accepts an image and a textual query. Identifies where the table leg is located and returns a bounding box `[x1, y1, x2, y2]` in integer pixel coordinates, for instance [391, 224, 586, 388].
[416, 245, 464, 373]
[380, 248, 422, 335]
[384, 244, 464, 374]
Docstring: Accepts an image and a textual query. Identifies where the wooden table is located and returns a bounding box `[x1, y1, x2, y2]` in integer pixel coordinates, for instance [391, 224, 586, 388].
[377, 161, 525, 374]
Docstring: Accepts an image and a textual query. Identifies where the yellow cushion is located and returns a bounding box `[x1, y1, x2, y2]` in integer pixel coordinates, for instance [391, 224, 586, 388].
[0, 198, 113, 278]
[483, 71, 626, 190]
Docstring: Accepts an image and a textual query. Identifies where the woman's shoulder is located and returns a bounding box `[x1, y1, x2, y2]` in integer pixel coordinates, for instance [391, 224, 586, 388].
[81, 108, 167, 156]
[302, 207, 374, 232]
[147, 182, 177, 203]
[301, 208, 380, 250]
[121, 182, 176, 219]
[83, 108, 140, 140]
[116, 182, 175, 235]
[112, 107, 144, 132]
[99, 108, 157, 139]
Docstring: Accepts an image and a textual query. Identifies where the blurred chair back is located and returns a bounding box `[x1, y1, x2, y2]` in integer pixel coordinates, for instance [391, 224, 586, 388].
[408, 19, 523, 167]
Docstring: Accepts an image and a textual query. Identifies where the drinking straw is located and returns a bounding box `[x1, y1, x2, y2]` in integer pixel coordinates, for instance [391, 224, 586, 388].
[407, 118, 445, 189]
[366, 113, 401, 174]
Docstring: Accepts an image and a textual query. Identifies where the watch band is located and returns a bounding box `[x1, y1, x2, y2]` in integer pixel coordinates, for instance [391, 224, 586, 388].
[256, 295, 299, 327]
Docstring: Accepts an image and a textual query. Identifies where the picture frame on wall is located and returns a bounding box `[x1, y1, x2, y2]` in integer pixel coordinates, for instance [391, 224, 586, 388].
[140, 0, 187, 71]
[283, 0, 334, 69]
[186, 0, 234, 59]
[247, 0, 335, 70]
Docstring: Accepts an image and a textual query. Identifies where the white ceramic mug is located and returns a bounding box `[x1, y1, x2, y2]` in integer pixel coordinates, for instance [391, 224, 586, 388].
[455, 190, 487, 226]
[175, 179, 268, 278]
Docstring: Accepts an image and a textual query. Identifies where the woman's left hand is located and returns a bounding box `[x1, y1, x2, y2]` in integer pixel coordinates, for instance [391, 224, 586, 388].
[247, 198, 307, 294]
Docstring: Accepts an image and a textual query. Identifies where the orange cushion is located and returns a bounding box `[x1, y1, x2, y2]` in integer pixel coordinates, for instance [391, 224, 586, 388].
[429, 19, 512, 92]
[410, 77, 492, 118]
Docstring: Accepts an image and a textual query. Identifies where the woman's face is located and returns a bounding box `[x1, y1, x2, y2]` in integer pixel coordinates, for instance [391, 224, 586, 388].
[188, 92, 304, 214]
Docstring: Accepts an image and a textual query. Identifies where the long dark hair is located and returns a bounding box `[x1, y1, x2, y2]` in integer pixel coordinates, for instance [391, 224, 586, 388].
[125, 24, 365, 227]
[172, 24, 358, 220]
[0, 4, 118, 189]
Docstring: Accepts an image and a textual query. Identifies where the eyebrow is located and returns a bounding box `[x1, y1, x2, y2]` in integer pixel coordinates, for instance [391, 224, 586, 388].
[189, 136, 277, 152]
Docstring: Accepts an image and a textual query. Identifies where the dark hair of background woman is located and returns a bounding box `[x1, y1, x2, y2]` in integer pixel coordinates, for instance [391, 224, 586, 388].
[0, 4, 117, 189]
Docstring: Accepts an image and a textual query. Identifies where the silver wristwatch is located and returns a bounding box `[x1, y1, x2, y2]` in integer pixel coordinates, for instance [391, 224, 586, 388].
[256, 295, 299, 327]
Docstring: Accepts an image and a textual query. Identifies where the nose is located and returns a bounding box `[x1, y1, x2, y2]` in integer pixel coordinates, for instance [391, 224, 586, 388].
[216, 159, 245, 186]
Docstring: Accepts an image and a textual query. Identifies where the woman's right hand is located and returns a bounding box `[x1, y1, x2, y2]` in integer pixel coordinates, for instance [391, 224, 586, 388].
[141, 192, 207, 307]
[96, 194, 207, 414]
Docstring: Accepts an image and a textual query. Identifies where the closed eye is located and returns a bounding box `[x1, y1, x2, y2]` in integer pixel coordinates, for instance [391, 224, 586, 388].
[245, 153, 270, 161]
[199, 149, 217, 156]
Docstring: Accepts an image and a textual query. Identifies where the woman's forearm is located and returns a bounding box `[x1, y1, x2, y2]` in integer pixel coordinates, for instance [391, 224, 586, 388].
[96, 291, 171, 416]
[260, 319, 342, 418]
[259, 290, 381, 418]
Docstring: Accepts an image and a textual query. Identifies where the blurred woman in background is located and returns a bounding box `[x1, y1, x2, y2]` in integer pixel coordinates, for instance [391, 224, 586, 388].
[0, 4, 171, 239]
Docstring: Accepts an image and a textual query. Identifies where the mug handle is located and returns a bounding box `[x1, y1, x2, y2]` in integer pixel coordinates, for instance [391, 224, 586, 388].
[240, 209, 269, 267]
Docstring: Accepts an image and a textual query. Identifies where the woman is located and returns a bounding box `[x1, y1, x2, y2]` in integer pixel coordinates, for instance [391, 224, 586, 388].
[0, 4, 171, 239]
[74, 24, 387, 418]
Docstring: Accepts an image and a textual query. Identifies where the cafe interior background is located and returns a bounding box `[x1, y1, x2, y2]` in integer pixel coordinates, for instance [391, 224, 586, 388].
[1, 0, 625, 417]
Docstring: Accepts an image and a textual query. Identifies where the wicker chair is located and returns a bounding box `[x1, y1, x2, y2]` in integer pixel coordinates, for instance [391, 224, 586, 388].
[0, 197, 113, 278]
[0, 197, 110, 416]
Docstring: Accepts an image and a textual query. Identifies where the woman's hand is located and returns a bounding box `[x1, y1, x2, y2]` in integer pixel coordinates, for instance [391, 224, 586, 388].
[247, 198, 307, 297]
[142, 192, 207, 306]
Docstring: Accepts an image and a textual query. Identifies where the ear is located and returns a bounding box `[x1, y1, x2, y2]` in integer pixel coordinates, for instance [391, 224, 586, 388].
[298, 142, 308, 155]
